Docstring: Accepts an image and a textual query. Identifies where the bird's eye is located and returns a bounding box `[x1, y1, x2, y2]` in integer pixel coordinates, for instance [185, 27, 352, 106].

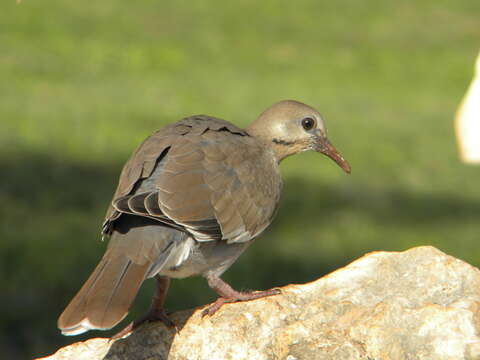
[301, 117, 316, 131]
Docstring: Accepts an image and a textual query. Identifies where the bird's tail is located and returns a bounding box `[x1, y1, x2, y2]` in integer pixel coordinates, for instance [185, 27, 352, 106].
[57, 249, 151, 335]
[58, 217, 183, 336]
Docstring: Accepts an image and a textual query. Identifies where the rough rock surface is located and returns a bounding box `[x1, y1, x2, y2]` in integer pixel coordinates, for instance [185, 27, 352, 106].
[38, 246, 480, 360]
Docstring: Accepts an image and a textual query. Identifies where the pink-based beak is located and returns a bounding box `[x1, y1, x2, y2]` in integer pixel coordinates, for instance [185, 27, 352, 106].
[315, 137, 351, 174]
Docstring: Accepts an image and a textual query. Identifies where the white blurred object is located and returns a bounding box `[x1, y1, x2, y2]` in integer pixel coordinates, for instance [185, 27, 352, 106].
[455, 51, 480, 164]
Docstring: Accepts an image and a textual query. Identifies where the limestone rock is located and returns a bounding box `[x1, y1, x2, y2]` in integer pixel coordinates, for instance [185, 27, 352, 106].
[38, 246, 480, 360]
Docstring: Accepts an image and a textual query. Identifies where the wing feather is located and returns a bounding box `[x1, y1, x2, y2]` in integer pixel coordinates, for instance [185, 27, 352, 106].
[104, 116, 282, 243]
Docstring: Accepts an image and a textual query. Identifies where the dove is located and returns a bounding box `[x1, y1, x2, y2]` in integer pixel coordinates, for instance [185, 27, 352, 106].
[58, 100, 350, 337]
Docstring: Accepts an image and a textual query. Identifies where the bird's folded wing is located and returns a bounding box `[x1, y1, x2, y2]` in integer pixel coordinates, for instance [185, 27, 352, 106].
[104, 116, 282, 244]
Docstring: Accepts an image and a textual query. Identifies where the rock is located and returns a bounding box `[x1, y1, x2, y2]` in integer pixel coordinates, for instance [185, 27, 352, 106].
[38, 246, 480, 360]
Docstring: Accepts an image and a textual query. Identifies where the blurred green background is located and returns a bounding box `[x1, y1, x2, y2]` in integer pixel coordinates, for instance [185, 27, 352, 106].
[1, 0, 479, 358]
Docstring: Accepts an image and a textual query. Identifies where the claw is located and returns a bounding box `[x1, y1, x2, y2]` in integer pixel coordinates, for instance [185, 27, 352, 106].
[202, 286, 281, 318]
[111, 309, 177, 340]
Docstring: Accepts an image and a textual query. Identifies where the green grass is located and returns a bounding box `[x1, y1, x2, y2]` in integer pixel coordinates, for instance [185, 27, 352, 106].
[1, 1, 480, 358]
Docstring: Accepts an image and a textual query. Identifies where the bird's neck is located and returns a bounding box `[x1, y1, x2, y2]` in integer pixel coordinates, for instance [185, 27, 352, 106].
[270, 139, 307, 162]
[246, 127, 302, 163]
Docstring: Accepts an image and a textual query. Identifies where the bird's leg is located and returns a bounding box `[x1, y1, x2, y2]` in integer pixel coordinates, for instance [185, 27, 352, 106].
[112, 275, 175, 340]
[202, 274, 281, 317]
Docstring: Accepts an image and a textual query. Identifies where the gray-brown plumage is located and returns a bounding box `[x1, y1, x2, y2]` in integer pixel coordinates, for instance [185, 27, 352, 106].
[58, 100, 350, 336]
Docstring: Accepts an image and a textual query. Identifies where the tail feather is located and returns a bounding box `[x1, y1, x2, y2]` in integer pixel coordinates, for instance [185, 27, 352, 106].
[57, 256, 110, 334]
[85, 256, 150, 331]
[58, 216, 188, 336]
[57, 251, 150, 335]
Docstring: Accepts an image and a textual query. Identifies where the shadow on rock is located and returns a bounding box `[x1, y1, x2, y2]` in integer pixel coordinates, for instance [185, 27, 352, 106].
[105, 309, 195, 360]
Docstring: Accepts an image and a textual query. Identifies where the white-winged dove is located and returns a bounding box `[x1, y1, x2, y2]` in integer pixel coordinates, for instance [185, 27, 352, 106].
[58, 100, 350, 337]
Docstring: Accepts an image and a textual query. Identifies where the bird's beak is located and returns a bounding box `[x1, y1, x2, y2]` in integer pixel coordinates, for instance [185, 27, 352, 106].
[315, 136, 351, 174]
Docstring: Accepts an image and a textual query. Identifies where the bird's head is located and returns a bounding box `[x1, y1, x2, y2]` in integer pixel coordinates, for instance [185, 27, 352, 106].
[247, 100, 351, 173]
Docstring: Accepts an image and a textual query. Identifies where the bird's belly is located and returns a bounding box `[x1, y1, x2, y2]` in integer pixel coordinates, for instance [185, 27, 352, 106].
[159, 240, 251, 279]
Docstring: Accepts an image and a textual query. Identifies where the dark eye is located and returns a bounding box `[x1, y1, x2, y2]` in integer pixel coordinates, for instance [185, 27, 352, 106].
[301, 117, 316, 131]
